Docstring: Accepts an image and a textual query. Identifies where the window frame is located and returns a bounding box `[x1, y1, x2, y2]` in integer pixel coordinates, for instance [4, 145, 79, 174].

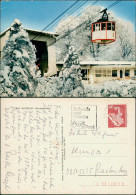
[81, 69, 89, 80]
[107, 22, 111, 30]
[134, 70, 136, 76]
[93, 24, 95, 32]
[101, 23, 106, 31]
[125, 69, 130, 77]
[112, 23, 115, 31]
[112, 70, 117, 77]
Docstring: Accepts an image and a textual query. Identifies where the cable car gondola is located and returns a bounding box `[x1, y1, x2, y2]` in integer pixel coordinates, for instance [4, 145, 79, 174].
[91, 8, 116, 44]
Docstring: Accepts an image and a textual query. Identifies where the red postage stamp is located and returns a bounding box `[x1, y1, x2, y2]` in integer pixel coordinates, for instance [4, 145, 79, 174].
[108, 105, 127, 128]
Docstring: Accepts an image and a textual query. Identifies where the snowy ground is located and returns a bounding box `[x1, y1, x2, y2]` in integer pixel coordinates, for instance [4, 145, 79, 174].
[36, 78, 136, 97]
[85, 79, 136, 97]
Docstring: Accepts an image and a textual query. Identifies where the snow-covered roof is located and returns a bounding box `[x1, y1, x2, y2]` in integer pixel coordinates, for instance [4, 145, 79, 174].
[25, 28, 58, 37]
[57, 61, 135, 66]
[80, 61, 135, 65]
[0, 27, 59, 37]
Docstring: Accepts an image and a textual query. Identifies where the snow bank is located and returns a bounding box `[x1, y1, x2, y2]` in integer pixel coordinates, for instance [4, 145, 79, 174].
[85, 79, 136, 97]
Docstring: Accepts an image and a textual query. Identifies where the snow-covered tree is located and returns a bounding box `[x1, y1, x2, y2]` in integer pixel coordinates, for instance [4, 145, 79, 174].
[55, 15, 79, 61]
[35, 46, 84, 97]
[59, 46, 84, 97]
[116, 18, 135, 60]
[34, 76, 62, 97]
[98, 17, 135, 61]
[0, 19, 41, 97]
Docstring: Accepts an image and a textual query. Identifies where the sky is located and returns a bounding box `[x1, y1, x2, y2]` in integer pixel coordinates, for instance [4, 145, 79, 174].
[1, 0, 135, 33]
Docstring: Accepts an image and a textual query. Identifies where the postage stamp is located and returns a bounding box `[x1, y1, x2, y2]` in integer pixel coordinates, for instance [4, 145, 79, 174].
[108, 105, 127, 128]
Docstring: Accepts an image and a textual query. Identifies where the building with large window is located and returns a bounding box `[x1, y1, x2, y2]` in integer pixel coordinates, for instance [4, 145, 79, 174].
[57, 61, 136, 84]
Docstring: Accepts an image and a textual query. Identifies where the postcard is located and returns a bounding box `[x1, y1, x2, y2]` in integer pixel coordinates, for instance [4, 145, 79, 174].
[1, 98, 135, 194]
[0, 1, 136, 97]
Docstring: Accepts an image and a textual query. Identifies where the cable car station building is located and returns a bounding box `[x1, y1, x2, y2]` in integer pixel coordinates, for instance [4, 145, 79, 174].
[1, 27, 135, 84]
[57, 61, 136, 84]
[0, 28, 58, 77]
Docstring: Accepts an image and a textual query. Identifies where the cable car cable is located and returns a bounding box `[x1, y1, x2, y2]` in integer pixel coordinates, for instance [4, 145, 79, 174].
[55, 0, 99, 33]
[60, 0, 120, 34]
[47, 0, 89, 31]
[31, 0, 80, 41]
[49, 0, 99, 45]
[49, 0, 119, 33]
[48, 0, 121, 47]
[107, 0, 120, 9]
[32, 0, 96, 39]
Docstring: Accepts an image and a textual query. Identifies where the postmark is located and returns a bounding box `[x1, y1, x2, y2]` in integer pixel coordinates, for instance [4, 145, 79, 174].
[108, 105, 127, 128]
[71, 105, 97, 130]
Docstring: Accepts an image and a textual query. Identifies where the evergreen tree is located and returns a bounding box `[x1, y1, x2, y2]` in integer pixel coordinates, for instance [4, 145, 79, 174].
[0, 19, 41, 97]
[59, 46, 84, 97]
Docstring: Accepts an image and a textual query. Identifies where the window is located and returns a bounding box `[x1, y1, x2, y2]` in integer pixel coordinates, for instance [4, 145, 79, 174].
[93, 24, 95, 31]
[96, 23, 100, 31]
[106, 69, 112, 77]
[125, 70, 130, 77]
[81, 69, 88, 80]
[112, 70, 117, 77]
[103, 69, 106, 77]
[101, 23, 106, 30]
[95, 69, 102, 77]
[98, 23, 101, 31]
[107, 23, 111, 30]
[95, 69, 113, 77]
[57, 71, 60, 77]
[103, 13, 108, 21]
[112, 23, 115, 31]
[95, 69, 114, 78]
[107, 69, 112, 75]
[95, 70, 102, 73]
[134, 70, 136, 76]
[96, 74, 101, 77]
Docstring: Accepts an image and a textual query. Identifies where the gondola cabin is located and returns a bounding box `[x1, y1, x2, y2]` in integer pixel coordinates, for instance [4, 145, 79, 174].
[91, 8, 116, 44]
